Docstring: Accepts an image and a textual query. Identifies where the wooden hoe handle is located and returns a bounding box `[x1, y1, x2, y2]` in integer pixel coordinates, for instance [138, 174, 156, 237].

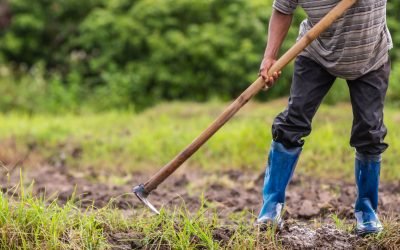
[142, 0, 357, 193]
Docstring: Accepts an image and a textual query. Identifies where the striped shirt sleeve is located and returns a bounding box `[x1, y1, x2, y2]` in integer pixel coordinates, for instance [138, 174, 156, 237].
[273, 0, 298, 14]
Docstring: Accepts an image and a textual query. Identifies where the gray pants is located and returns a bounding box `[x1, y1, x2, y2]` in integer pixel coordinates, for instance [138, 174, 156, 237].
[272, 56, 390, 155]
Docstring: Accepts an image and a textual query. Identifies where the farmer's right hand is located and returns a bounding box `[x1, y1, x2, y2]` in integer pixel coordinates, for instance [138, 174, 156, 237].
[259, 57, 281, 90]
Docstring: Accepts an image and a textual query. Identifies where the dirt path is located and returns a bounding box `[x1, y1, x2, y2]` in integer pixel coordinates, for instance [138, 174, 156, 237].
[1, 165, 400, 249]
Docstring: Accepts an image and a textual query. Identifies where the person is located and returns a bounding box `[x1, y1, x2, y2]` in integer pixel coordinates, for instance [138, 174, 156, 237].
[257, 0, 392, 236]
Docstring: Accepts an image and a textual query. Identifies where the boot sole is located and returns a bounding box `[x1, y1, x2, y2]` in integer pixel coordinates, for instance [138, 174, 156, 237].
[254, 220, 284, 232]
[356, 228, 383, 237]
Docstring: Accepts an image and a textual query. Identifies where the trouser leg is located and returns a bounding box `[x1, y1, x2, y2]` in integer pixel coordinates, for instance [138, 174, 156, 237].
[257, 56, 336, 228]
[346, 59, 390, 155]
[347, 58, 390, 235]
[272, 56, 336, 148]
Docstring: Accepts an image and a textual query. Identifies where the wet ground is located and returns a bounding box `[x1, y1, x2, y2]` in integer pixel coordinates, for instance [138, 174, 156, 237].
[1, 165, 400, 249]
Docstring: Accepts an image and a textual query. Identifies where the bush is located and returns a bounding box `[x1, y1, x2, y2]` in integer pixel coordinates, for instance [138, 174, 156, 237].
[0, 0, 303, 112]
[0, 0, 398, 113]
[388, 61, 400, 106]
[387, 1, 400, 61]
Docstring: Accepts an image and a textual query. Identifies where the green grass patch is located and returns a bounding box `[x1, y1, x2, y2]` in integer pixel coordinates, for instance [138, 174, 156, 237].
[0, 100, 399, 181]
[0, 185, 108, 249]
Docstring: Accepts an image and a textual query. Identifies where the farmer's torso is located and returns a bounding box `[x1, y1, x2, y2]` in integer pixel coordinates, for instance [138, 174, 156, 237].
[273, 0, 393, 79]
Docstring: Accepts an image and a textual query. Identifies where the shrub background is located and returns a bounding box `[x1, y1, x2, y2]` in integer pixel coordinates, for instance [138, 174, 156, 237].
[0, 0, 399, 113]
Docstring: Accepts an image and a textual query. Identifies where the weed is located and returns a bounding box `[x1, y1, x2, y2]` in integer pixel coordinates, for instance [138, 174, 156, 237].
[331, 214, 353, 233]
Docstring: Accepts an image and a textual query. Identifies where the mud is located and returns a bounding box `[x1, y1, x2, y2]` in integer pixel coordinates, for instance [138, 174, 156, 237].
[1, 165, 400, 249]
[278, 222, 357, 249]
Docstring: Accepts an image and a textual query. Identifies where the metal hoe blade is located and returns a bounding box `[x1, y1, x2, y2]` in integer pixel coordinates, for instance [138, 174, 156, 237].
[132, 184, 160, 215]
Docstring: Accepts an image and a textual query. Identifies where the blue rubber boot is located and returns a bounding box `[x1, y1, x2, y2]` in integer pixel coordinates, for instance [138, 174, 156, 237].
[354, 152, 383, 236]
[256, 141, 302, 228]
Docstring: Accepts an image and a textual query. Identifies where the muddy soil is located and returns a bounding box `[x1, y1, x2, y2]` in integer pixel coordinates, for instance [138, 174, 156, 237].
[1, 165, 399, 249]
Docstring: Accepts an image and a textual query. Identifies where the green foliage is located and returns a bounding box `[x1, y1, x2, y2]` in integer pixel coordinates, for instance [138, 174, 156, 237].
[0, 65, 84, 114]
[388, 61, 400, 106]
[0, 0, 399, 112]
[1, 0, 275, 111]
[0, 0, 105, 66]
[387, 0, 400, 61]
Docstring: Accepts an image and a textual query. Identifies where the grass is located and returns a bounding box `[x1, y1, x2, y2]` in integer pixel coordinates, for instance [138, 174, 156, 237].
[331, 214, 353, 233]
[1, 184, 399, 249]
[1, 100, 400, 181]
[0, 183, 108, 249]
[0, 181, 282, 249]
[1, 101, 400, 249]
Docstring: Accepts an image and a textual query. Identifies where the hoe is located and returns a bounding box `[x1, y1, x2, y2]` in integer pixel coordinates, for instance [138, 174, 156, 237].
[133, 0, 357, 214]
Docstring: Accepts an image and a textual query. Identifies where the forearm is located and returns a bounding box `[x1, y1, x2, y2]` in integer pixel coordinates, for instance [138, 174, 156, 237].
[264, 9, 293, 59]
